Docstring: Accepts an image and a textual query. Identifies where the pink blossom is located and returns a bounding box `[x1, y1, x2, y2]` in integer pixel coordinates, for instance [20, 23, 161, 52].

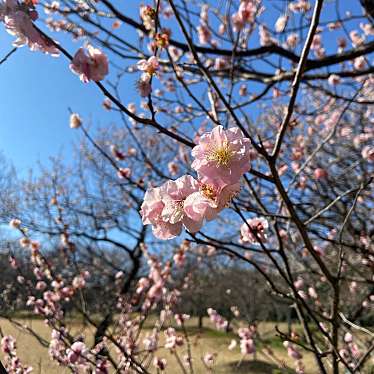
[228, 339, 237, 350]
[238, 0, 258, 24]
[240, 217, 269, 244]
[70, 45, 109, 82]
[294, 278, 304, 290]
[289, 0, 311, 13]
[140, 175, 202, 240]
[2, 1, 59, 55]
[164, 327, 183, 349]
[360, 22, 374, 36]
[153, 357, 167, 371]
[240, 338, 255, 355]
[308, 287, 318, 299]
[137, 56, 159, 81]
[117, 168, 132, 179]
[207, 308, 228, 330]
[197, 24, 211, 45]
[362, 146, 374, 162]
[9, 218, 21, 229]
[259, 25, 276, 46]
[72, 275, 86, 289]
[314, 168, 328, 180]
[174, 313, 190, 326]
[350, 31, 364, 47]
[231, 12, 245, 32]
[328, 74, 341, 85]
[203, 353, 215, 367]
[36, 281, 47, 291]
[288, 346, 302, 360]
[191, 125, 251, 185]
[1, 336, 16, 354]
[140, 5, 156, 31]
[184, 178, 240, 223]
[69, 113, 82, 128]
[168, 161, 179, 176]
[67, 341, 87, 364]
[275, 15, 288, 33]
[137, 78, 152, 97]
[353, 56, 366, 71]
[286, 33, 299, 49]
[238, 327, 256, 355]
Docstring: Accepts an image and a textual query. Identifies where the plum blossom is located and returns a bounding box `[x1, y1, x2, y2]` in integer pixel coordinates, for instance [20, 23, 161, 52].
[164, 328, 183, 350]
[353, 56, 366, 71]
[275, 14, 288, 33]
[140, 175, 202, 240]
[67, 341, 88, 364]
[69, 113, 82, 128]
[259, 25, 277, 46]
[228, 339, 237, 350]
[286, 33, 299, 49]
[207, 308, 228, 331]
[238, 326, 256, 355]
[362, 145, 374, 162]
[1, 0, 59, 55]
[240, 217, 269, 244]
[328, 74, 341, 85]
[153, 357, 167, 371]
[140, 5, 156, 31]
[1, 336, 16, 354]
[137, 78, 152, 97]
[289, 0, 311, 13]
[184, 178, 240, 223]
[9, 218, 21, 228]
[231, 0, 260, 31]
[203, 353, 216, 367]
[70, 45, 109, 82]
[137, 56, 159, 81]
[191, 125, 252, 185]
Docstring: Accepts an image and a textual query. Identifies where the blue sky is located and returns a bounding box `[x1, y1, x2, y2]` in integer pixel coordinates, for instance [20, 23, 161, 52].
[0, 31, 103, 174]
[0, 3, 140, 176]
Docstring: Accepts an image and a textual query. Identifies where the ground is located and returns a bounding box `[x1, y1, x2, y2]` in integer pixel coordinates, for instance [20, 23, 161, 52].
[0, 317, 329, 373]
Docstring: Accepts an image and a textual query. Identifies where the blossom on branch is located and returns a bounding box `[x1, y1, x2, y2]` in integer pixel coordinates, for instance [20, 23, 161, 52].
[70, 45, 109, 83]
[140, 175, 203, 240]
[0, 0, 59, 54]
[240, 217, 269, 244]
[191, 125, 252, 185]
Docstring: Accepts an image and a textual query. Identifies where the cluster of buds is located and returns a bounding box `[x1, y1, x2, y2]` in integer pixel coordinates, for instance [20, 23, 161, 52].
[154, 29, 170, 49]
[238, 325, 256, 355]
[284, 340, 305, 374]
[1, 335, 33, 373]
[207, 308, 228, 331]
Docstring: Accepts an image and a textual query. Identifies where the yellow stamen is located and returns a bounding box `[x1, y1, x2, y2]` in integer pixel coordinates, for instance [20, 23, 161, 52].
[207, 141, 234, 167]
[201, 184, 216, 200]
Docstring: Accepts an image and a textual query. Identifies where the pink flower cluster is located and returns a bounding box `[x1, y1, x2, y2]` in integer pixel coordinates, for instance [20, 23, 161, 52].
[141, 126, 252, 239]
[284, 340, 305, 374]
[240, 217, 268, 244]
[136, 56, 159, 96]
[70, 45, 109, 82]
[238, 326, 256, 355]
[207, 308, 228, 331]
[231, 0, 262, 32]
[0, 0, 59, 54]
[1, 335, 33, 373]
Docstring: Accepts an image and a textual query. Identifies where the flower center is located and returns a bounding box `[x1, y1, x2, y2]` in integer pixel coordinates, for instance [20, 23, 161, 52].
[162, 200, 185, 224]
[253, 222, 264, 233]
[201, 184, 217, 200]
[207, 142, 234, 167]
